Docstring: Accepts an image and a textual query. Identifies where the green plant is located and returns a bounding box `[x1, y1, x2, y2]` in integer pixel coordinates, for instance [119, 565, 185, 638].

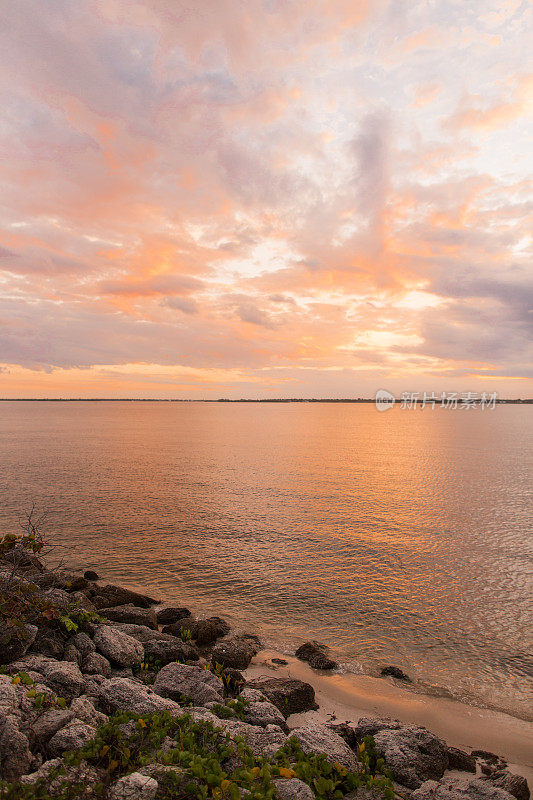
[179, 625, 192, 641]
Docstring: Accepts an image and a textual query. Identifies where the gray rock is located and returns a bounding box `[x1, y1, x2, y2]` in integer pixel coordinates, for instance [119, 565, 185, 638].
[30, 627, 66, 660]
[289, 723, 359, 771]
[412, 777, 517, 800]
[0, 715, 33, 779]
[69, 696, 108, 727]
[380, 666, 412, 683]
[69, 591, 98, 613]
[212, 639, 255, 670]
[32, 709, 74, 742]
[274, 778, 315, 800]
[0, 676, 18, 717]
[109, 771, 158, 800]
[42, 588, 71, 610]
[99, 604, 158, 630]
[243, 700, 287, 729]
[20, 756, 103, 798]
[116, 624, 199, 665]
[481, 772, 530, 800]
[92, 584, 158, 609]
[47, 718, 96, 756]
[82, 652, 112, 677]
[72, 633, 96, 658]
[295, 641, 338, 670]
[0, 623, 38, 664]
[447, 746, 476, 773]
[96, 677, 184, 717]
[41, 660, 86, 701]
[220, 719, 287, 758]
[156, 607, 192, 625]
[63, 642, 82, 665]
[355, 718, 448, 789]
[93, 626, 144, 667]
[246, 677, 317, 717]
[153, 662, 224, 706]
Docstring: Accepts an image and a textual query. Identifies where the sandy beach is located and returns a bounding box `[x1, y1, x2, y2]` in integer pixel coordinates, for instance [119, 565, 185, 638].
[246, 649, 533, 785]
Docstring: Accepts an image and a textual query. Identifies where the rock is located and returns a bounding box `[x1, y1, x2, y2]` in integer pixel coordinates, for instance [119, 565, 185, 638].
[355, 718, 448, 789]
[84, 570, 99, 581]
[274, 777, 316, 800]
[156, 607, 192, 625]
[380, 666, 412, 683]
[327, 722, 358, 750]
[99, 604, 158, 630]
[69, 591, 98, 613]
[92, 584, 158, 609]
[62, 575, 90, 592]
[47, 718, 96, 756]
[163, 617, 219, 645]
[82, 651, 112, 677]
[115, 625, 199, 665]
[0, 676, 18, 717]
[2, 546, 44, 574]
[63, 642, 82, 665]
[447, 746, 476, 773]
[0, 715, 33, 779]
[244, 699, 287, 729]
[72, 632, 96, 658]
[208, 616, 231, 637]
[212, 638, 255, 670]
[109, 771, 158, 800]
[30, 627, 66, 660]
[153, 662, 224, 706]
[42, 588, 71, 610]
[0, 623, 38, 663]
[289, 723, 359, 770]
[271, 658, 289, 665]
[481, 772, 530, 800]
[32, 709, 74, 742]
[412, 777, 517, 800]
[96, 677, 184, 717]
[69, 696, 108, 727]
[20, 757, 103, 798]
[42, 660, 86, 701]
[295, 641, 338, 670]
[93, 626, 144, 667]
[220, 719, 287, 758]
[246, 677, 317, 717]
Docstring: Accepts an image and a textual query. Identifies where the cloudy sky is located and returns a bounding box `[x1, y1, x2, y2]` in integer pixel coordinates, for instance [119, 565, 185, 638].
[1, 0, 531, 398]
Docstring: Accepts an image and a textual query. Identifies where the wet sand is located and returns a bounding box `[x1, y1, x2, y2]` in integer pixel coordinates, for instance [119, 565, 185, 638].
[246, 650, 533, 785]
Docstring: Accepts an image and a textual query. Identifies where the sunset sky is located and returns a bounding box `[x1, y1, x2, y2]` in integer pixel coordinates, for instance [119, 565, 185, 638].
[1, 0, 532, 399]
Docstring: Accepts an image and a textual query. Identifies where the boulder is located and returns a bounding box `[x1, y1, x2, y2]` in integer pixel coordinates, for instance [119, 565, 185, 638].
[69, 592, 98, 613]
[274, 778, 316, 800]
[246, 677, 317, 716]
[447, 746, 476, 773]
[115, 625, 199, 665]
[91, 584, 158, 609]
[220, 719, 287, 758]
[72, 633, 96, 658]
[481, 772, 530, 800]
[19, 757, 103, 798]
[32, 709, 74, 742]
[208, 616, 231, 637]
[69, 696, 108, 727]
[0, 676, 18, 717]
[84, 570, 99, 581]
[153, 662, 224, 706]
[109, 771, 158, 800]
[412, 777, 517, 800]
[355, 718, 448, 789]
[96, 677, 184, 717]
[156, 607, 191, 625]
[47, 718, 96, 756]
[99, 604, 158, 630]
[0, 623, 38, 664]
[93, 626, 144, 667]
[243, 699, 287, 729]
[295, 641, 338, 670]
[212, 639, 255, 670]
[289, 723, 359, 770]
[42, 660, 86, 701]
[0, 715, 33, 779]
[30, 626, 66, 660]
[82, 652, 112, 677]
[380, 666, 412, 683]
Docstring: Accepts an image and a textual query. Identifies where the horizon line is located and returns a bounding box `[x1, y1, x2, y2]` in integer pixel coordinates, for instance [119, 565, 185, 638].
[1, 397, 532, 403]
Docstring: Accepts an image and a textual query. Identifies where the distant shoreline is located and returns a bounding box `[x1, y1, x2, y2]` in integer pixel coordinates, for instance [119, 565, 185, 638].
[1, 398, 532, 403]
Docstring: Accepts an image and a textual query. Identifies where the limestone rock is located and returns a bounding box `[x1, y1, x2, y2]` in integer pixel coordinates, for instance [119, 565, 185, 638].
[289, 723, 359, 771]
[109, 771, 158, 800]
[93, 626, 144, 667]
[274, 777, 316, 800]
[245, 677, 317, 717]
[99, 604, 158, 630]
[212, 639, 255, 670]
[47, 718, 96, 756]
[295, 641, 338, 670]
[412, 777, 517, 800]
[153, 662, 224, 706]
[96, 677, 184, 717]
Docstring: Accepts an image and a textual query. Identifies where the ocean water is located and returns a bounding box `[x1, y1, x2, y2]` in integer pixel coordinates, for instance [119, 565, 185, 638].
[0, 401, 531, 719]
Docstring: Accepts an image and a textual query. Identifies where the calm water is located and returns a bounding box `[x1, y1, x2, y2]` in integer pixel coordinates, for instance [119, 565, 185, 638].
[0, 401, 531, 719]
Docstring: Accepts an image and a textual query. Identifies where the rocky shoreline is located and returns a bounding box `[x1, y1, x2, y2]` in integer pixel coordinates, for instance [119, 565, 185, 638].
[0, 541, 530, 800]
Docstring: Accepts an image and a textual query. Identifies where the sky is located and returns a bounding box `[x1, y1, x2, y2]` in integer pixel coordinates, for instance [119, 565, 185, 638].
[0, 0, 532, 399]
